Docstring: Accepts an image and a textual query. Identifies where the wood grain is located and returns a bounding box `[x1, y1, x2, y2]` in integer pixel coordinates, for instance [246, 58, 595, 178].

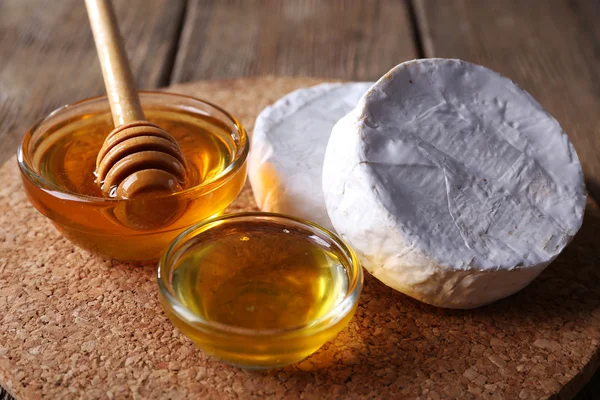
[3, 0, 600, 398]
[0, 0, 186, 166]
[413, 0, 600, 204]
[171, 0, 418, 83]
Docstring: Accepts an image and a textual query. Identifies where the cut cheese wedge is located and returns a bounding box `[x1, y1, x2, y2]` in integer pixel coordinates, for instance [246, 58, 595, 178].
[322, 59, 586, 309]
[249, 82, 373, 229]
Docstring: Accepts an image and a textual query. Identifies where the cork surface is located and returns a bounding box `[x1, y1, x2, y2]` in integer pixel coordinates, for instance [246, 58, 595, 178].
[1, 77, 600, 399]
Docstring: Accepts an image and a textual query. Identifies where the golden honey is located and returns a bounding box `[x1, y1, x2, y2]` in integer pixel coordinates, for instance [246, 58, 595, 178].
[158, 213, 363, 369]
[19, 93, 248, 260]
[172, 223, 348, 330]
[38, 112, 231, 199]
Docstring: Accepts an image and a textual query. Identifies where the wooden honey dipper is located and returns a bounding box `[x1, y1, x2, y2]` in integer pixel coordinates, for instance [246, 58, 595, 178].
[85, 0, 187, 199]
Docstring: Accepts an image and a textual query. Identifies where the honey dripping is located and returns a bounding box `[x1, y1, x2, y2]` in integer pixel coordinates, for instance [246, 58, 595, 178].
[171, 222, 350, 331]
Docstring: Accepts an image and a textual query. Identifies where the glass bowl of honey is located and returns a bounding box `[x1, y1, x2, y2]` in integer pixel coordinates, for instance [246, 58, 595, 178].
[18, 92, 248, 261]
[157, 212, 364, 369]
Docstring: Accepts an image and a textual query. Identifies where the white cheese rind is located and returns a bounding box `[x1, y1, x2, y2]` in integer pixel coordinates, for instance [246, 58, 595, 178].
[249, 82, 373, 229]
[323, 59, 586, 309]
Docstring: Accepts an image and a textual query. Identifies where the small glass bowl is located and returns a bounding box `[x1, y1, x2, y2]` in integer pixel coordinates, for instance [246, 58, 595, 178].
[157, 212, 364, 369]
[18, 92, 248, 261]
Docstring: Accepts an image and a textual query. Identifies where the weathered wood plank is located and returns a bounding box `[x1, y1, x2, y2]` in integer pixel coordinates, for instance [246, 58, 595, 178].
[413, 0, 600, 203]
[0, 0, 186, 166]
[172, 0, 418, 82]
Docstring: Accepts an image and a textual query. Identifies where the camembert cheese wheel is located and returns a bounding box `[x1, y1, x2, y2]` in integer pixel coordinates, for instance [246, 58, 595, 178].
[249, 82, 373, 229]
[322, 59, 586, 308]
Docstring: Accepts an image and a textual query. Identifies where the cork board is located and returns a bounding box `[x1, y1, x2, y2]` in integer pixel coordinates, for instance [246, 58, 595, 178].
[1, 77, 600, 400]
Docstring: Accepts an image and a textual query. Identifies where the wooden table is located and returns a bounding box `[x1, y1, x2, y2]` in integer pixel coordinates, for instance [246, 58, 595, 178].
[1, 1, 599, 398]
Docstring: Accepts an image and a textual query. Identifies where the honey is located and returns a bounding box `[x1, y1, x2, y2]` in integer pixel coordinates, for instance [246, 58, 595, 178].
[172, 223, 348, 330]
[38, 112, 231, 199]
[158, 214, 363, 369]
[19, 93, 248, 260]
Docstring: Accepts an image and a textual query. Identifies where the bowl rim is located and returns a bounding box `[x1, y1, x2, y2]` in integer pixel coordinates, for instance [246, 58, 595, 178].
[17, 91, 249, 204]
[157, 211, 364, 337]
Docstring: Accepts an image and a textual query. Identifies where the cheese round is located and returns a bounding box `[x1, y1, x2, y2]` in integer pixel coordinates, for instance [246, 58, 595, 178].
[322, 59, 586, 309]
[249, 82, 373, 229]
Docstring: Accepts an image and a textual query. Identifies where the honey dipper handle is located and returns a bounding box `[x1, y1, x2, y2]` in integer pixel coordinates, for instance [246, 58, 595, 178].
[85, 0, 145, 126]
